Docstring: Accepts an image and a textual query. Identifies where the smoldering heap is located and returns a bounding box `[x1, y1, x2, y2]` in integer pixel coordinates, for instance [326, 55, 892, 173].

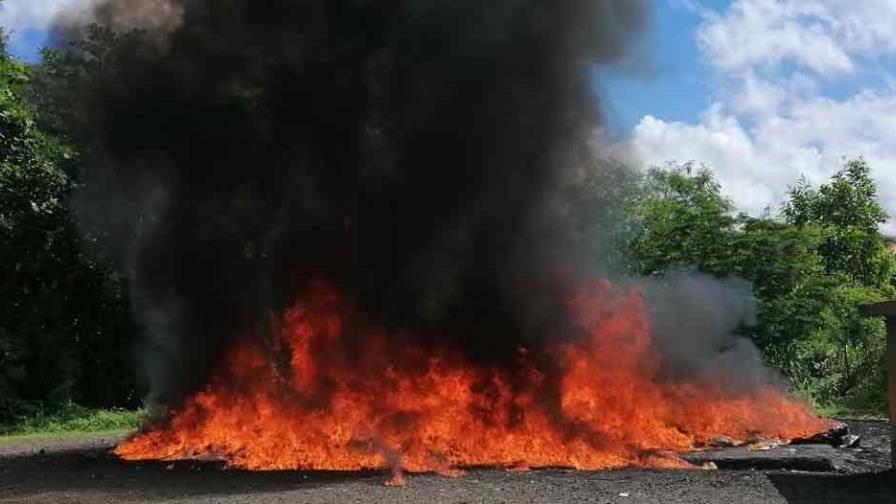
[54, 0, 829, 476]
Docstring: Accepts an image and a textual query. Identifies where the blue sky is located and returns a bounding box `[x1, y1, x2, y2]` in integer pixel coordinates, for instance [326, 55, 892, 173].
[7, 26, 44, 61]
[599, 0, 727, 132]
[600, 0, 895, 134]
[3, 0, 896, 232]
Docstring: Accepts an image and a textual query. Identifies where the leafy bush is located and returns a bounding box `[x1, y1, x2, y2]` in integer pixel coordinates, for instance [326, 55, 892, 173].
[628, 161, 893, 413]
[0, 28, 138, 423]
[0, 403, 145, 436]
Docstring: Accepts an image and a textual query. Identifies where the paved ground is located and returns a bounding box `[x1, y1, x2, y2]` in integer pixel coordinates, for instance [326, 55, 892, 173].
[0, 421, 892, 504]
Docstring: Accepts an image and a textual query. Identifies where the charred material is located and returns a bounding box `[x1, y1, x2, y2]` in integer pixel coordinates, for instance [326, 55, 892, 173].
[791, 423, 854, 447]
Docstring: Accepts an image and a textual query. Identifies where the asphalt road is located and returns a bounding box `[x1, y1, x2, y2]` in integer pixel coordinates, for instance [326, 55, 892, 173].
[0, 422, 892, 504]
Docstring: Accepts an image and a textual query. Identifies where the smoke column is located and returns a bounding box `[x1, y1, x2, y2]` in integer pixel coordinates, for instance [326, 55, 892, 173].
[53, 1, 758, 411]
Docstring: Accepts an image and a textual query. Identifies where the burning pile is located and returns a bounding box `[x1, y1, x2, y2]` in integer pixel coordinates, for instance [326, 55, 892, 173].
[115, 279, 827, 477]
[48, 0, 831, 482]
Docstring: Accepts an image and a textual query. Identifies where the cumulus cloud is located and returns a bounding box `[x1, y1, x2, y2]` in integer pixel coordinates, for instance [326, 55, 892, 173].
[698, 1, 852, 76]
[631, 0, 896, 234]
[697, 0, 896, 75]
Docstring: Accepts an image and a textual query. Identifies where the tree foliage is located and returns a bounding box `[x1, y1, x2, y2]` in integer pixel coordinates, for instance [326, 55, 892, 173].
[783, 159, 894, 287]
[630, 164, 737, 276]
[0, 29, 137, 422]
[629, 161, 893, 411]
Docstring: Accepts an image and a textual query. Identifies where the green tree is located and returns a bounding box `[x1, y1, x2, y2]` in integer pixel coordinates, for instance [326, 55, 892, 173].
[630, 163, 737, 276]
[780, 160, 894, 408]
[0, 28, 137, 421]
[783, 159, 893, 287]
[628, 161, 893, 412]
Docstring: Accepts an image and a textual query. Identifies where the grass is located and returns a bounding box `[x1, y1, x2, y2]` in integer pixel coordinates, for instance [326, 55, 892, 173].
[793, 385, 888, 420]
[0, 405, 146, 439]
[814, 403, 888, 420]
[809, 392, 889, 419]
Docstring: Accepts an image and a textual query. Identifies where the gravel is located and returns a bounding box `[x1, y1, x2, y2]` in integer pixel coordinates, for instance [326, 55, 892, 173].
[0, 420, 892, 504]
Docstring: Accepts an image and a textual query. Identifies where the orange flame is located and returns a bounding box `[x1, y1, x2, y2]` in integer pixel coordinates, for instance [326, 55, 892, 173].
[115, 279, 828, 474]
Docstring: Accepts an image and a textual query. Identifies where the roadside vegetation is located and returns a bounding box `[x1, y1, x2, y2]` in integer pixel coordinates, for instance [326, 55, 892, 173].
[627, 160, 893, 415]
[1, 28, 139, 433]
[0, 23, 893, 436]
[0, 404, 145, 438]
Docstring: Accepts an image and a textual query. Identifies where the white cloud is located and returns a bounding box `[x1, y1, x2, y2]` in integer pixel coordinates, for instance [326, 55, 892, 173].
[697, 0, 853, 76]
[633, 0, 896, 233]
[695, 0, 896, 76]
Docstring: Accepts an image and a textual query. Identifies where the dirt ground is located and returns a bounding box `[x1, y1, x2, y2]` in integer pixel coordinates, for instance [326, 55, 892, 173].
[0, 420, 892, 504]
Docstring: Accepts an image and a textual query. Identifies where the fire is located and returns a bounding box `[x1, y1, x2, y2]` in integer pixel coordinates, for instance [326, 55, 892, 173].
[115, 279, 828, 476]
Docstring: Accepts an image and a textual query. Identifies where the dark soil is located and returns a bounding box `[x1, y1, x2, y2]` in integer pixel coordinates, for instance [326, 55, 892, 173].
[0, 420, 892, 504]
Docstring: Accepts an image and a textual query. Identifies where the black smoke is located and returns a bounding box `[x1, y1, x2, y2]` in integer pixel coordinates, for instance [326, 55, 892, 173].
[55, 0, 651, 407]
